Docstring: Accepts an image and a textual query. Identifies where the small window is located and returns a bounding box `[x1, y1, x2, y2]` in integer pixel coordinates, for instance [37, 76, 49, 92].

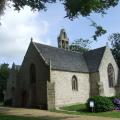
[72, 75, 78, 91]
[108, 63, 115, 87]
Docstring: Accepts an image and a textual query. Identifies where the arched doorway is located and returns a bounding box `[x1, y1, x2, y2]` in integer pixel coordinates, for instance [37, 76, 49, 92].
[29, 63, 37, 107]
[21, 90, 27, 107]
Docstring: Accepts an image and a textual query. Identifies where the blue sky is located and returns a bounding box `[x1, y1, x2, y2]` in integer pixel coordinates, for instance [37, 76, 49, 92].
[0, 2, 120, 66]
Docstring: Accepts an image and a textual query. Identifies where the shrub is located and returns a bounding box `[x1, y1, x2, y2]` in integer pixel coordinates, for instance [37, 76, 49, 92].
[87, 96, 114, 112]
[108, 96, 120, 103]
[113, 98, 120, 110]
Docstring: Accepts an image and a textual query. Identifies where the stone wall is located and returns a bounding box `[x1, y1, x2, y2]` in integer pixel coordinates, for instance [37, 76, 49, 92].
[99, 47, 119, 96]
[47, 81, 55, 110]
[51, 70, 90, 107]
[14, 42, 49, 107]
[5, 66, 19, 106]
[89, 72, 100, 96]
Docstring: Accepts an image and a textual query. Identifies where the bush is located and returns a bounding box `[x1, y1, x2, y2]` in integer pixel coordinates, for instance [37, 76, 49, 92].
[87, 96, 114, 112]
[108, 96, 120, 103]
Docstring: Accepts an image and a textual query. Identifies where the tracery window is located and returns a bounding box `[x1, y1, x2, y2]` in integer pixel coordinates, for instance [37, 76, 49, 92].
[72, 75, 78, 91]
[108, 63, 115, 87]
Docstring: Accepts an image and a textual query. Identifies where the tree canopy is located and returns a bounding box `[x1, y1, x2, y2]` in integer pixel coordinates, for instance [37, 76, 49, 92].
[0, 0, 119, 18]
[69, 38, 91, 53]
[0, 63, 9, 101]
[108, 33, 120, 68]
[0, 0, 119, 40]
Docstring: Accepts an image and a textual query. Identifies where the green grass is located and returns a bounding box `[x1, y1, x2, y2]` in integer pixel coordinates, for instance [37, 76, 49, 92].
[59, 104, 120, 118]
[0, 114, 71, 120]
[61, 104, 86, 112]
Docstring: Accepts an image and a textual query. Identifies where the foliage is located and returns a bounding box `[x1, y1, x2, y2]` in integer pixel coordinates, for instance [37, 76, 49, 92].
[63, 0, 119, 19]
[1, 0, 116, 40]
[108, 96, 120, 110]
[113, 98, 120, 110]
[108, 33, 120, 68]
[0, 0, 6, 15]
[89, 19, 107, 40]
[108, 96, 120, 102]
[87, 96, 114, 112]
[0, 63, 9, 80]
[0, 0, 119, 18]
[60, 103, 120, 118]
[10, 0, 56, 11]
[69, 38, 91, 53]
[0, 63, 9, 102]
[61, 104, 86, 112]
[87, 17, 107, 41]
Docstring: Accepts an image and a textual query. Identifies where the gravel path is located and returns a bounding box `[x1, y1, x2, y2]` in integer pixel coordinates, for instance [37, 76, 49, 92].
[0, 107, 119, 120]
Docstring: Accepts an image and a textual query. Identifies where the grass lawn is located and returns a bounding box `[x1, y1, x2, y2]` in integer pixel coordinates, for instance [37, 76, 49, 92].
[0, 115, 36, 120]
[0, 114, 68, 120]
[59, 104, 120, 118]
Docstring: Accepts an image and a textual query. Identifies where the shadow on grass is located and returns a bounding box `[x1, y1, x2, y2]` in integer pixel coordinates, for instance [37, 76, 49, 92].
[0, 114, 75, 120]
[59, 104, 120, 118]
[76, 108, 88, 113]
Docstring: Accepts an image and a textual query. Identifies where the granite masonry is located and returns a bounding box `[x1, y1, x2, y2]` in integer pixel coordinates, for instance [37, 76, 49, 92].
[5, 29, 120, 110]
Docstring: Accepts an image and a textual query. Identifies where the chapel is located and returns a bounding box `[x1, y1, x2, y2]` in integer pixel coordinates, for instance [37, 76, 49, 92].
[5, 29, 120, 110]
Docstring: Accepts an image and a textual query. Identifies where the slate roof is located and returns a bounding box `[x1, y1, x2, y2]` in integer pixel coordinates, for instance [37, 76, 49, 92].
[84, 47, 106, 72]
[34, 42, 89, 73]
[34, 42, 106, 73]
[83, 47, 106, 72]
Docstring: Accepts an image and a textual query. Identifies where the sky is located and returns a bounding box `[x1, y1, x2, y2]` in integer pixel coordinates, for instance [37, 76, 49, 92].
[0, 2, 120, 66]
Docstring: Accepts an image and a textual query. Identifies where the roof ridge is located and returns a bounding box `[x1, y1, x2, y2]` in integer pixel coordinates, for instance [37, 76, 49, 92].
[84, 46, 106, 54]
[32, 42, 49, 65]
[33, 42, 83, 55]
[83, 46, 106, 72]
[33, 41, 89, 73]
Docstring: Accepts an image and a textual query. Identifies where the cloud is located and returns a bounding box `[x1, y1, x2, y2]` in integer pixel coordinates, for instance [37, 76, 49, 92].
[0, 6, 50, 65]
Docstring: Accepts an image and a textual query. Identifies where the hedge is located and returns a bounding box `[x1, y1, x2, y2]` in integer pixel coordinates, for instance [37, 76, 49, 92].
[87, 96, 114, 112]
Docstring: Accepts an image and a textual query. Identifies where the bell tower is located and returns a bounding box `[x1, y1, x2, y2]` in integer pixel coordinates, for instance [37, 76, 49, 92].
[58, 29, 69, 50]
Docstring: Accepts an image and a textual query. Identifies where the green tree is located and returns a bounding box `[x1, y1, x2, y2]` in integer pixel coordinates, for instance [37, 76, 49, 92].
[108, 33, 120, 68]
[0, 0, 5, 15]
[69, 38, 91, 53]
[0, 63, 9, 102]
[1, 0, 119, 18]
[0, 0, 119, 39]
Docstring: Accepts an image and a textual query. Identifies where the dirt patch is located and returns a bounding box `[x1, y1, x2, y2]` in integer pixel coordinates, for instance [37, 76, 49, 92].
[0, 107, 119, 120]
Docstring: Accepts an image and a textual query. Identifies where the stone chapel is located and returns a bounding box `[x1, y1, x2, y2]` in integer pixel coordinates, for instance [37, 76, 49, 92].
[5, 29, 120, 110]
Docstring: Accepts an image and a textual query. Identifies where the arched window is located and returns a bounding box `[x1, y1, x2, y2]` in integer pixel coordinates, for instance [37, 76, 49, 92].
[72, 75, 78, 91]
[63, 32, 66, 38]
[108, 63, 115, 88]
[30, 63, 36, 84]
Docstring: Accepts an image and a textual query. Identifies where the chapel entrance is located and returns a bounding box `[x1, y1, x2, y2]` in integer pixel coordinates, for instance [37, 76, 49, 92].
[29, 63, 37, 107]
[21, 90, 27, 107]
